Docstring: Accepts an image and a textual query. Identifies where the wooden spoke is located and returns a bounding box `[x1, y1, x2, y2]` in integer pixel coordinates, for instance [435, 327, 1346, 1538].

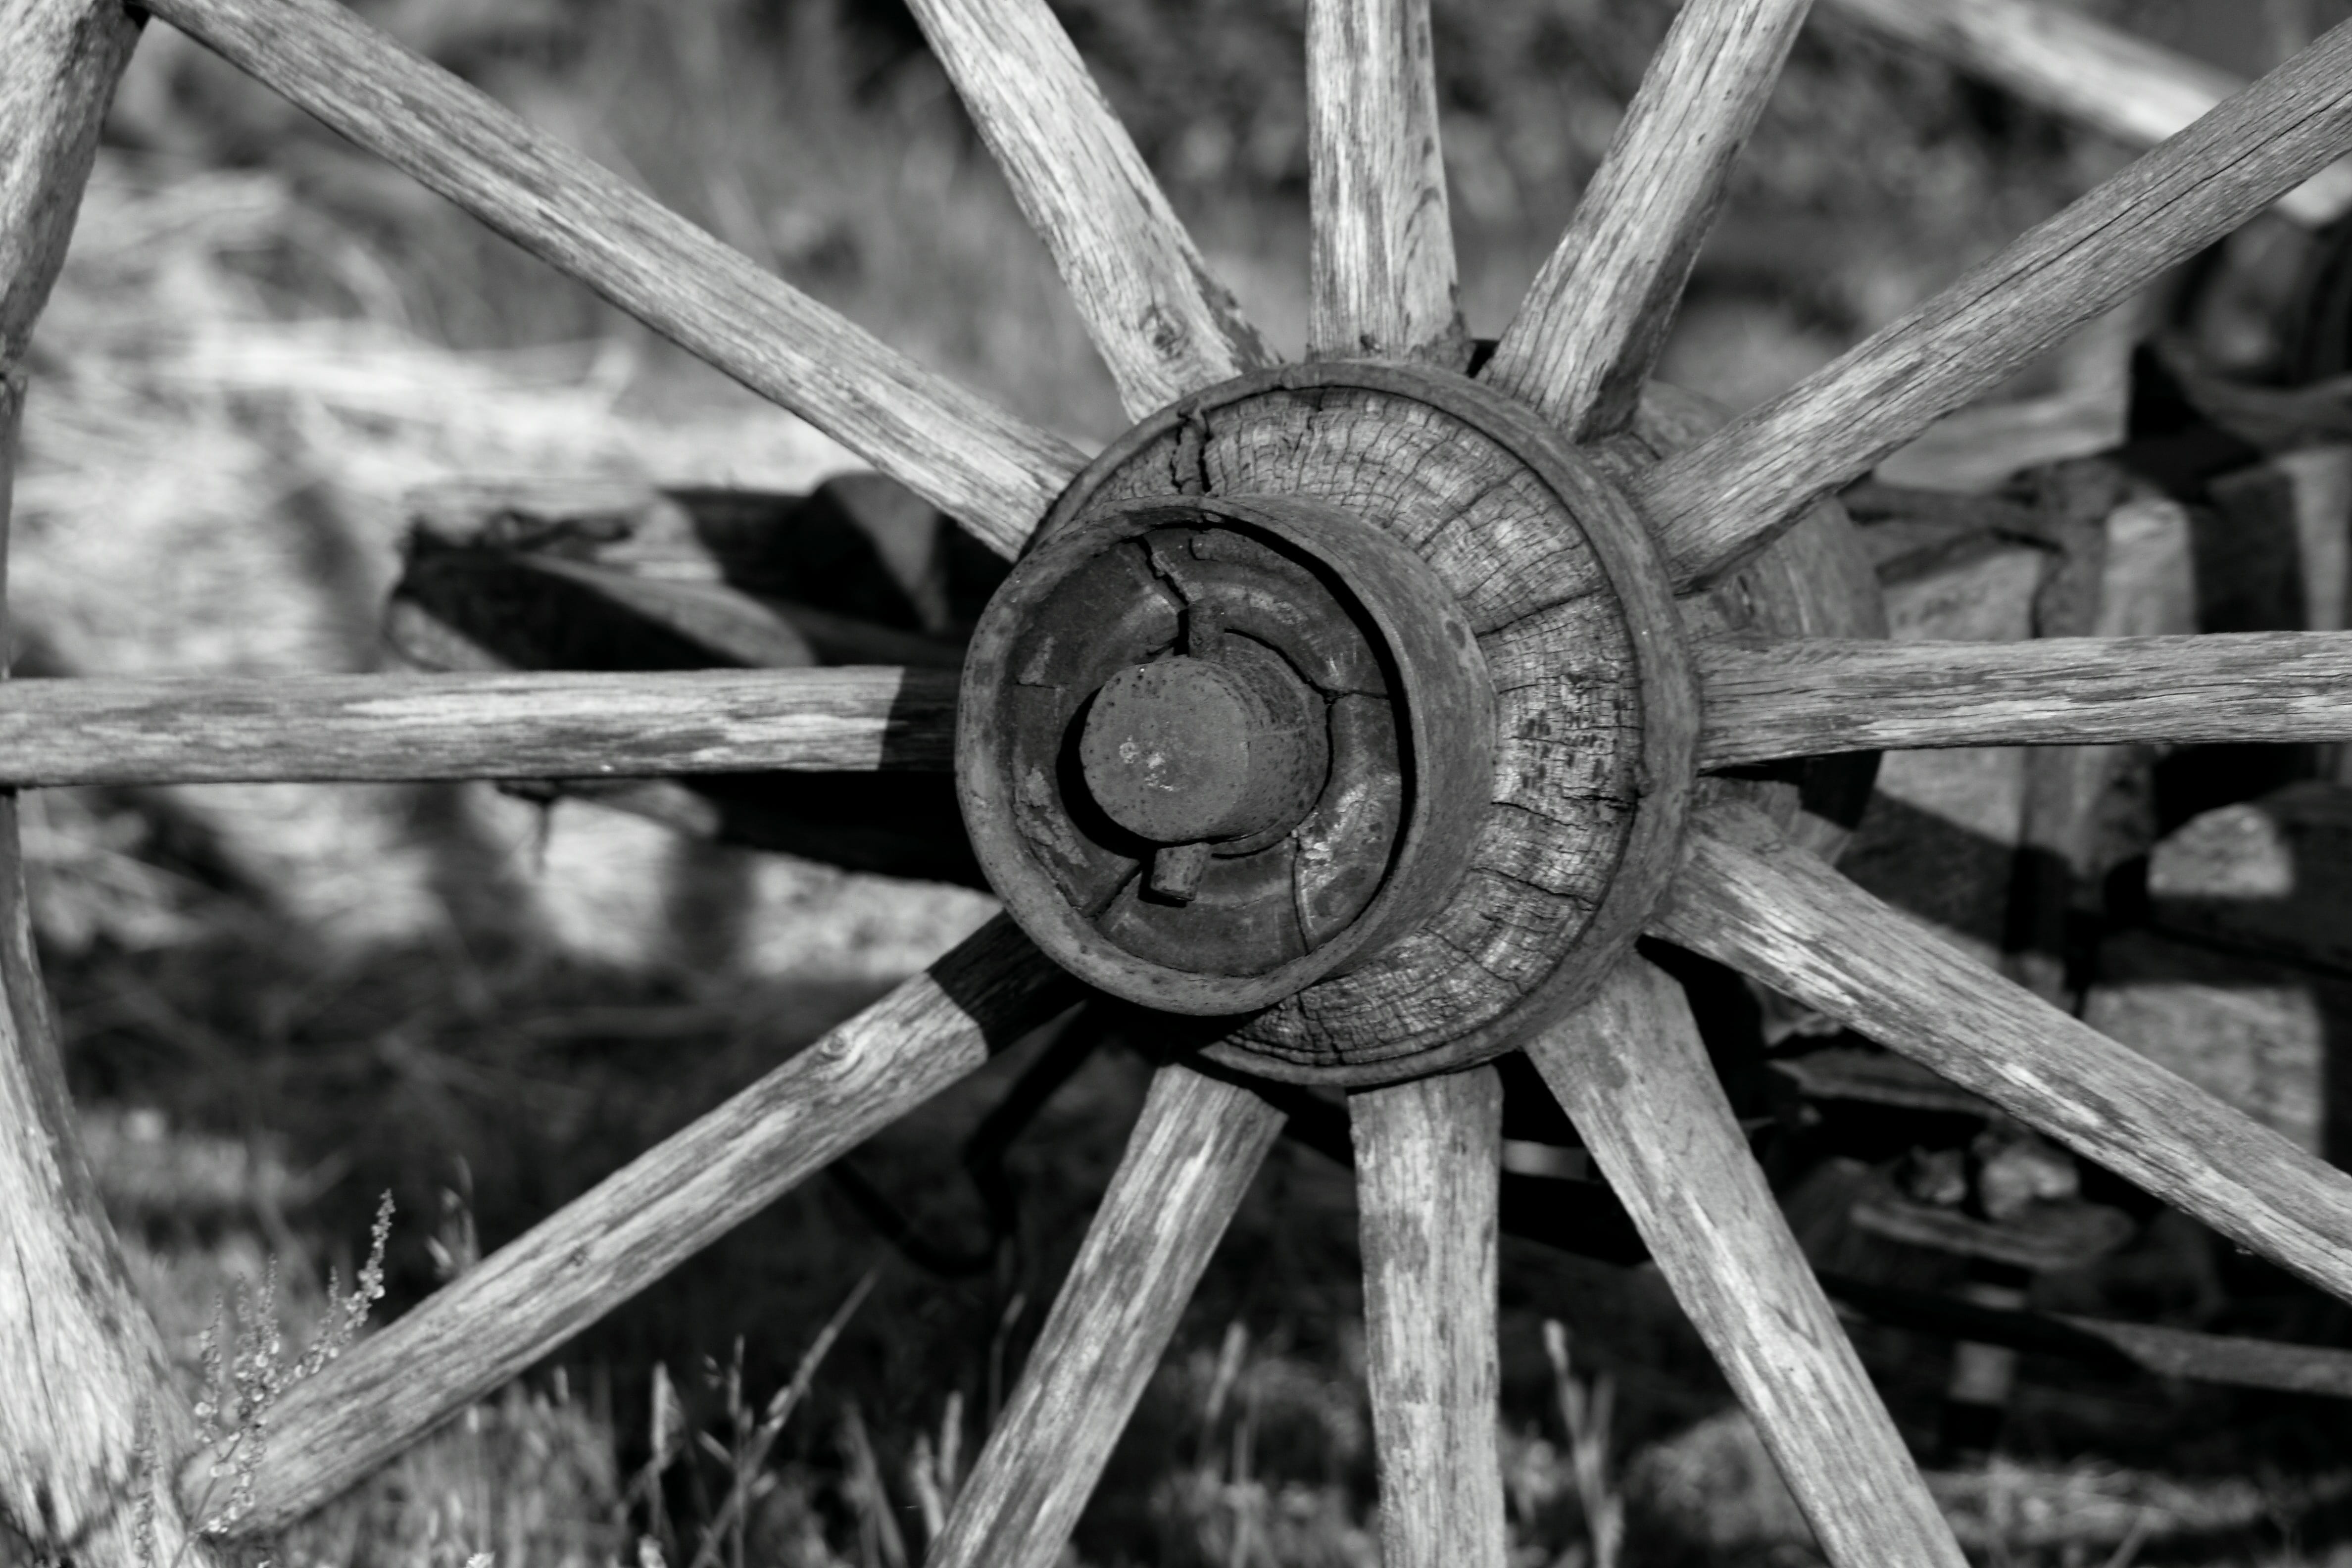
[1640, 19, 2352, 590]
[1652, 806, 2352, 1306]
[0, 667, 956, 787]
[1, 4, 138, 360]
[927, 1061, 1285, 1568]
[1479, 0, 1812, 439]
[1306, 0, 1463, 362]
[1818, 0, 2352, 229]
[180, 917, 1072, 1534]
[1349, 1067, 1506, 1568]
[1699, 632, 2352, 766]
[3, 383, 212, 1568]
[905, 0, 1269, 417]
[141, 0, 1085, 559]
[1529, 960, 1965, 1568]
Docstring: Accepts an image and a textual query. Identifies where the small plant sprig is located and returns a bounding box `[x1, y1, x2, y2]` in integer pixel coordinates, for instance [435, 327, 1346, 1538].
[905, 1390, 965, 1554]
[682, 1271, 875, 1568]
[1544, 1319, 1622, 1568]
[191, 1192, 394, 1536]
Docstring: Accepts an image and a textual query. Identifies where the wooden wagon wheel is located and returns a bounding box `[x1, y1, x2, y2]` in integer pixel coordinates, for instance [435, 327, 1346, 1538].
[13, 0, 2352, 1563]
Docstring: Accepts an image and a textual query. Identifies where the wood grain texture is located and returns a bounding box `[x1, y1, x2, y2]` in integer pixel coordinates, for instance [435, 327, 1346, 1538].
[0, 667, 958, 787]
[1697, 632, 2352, 766]
[1651, 805, 2352, 1307]
[1480, 0, 1812, 439]
[1, 0, 139, 359]
[1041, 363, 1696, 1081]
[1, 11, 210, 1554]
[1614, 381, 1886, 864]
[1306, 0, 1462, 361]
[0, 366, 208, 1566]
[926, 1061, 1284, 1568]
[1529, 960, 1965, 1568]
[905, 0, 1267, 418]
[1640, 19, 2352, 590]
[185, 917, 1071, 1533]
[1819, 0, 2352, 228]
[144, 0, 1085, 557]
[1350, 1068, 1507, 1568]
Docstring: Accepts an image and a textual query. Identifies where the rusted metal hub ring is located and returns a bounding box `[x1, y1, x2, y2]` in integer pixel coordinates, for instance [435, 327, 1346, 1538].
[958, 492, 1494, 1015]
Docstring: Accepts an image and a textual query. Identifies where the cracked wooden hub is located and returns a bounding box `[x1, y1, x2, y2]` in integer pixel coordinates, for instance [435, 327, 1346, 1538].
[960, 362, 1698, 1084]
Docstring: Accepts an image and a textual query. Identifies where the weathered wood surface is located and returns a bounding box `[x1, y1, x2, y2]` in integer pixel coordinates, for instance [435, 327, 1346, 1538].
[1871, 303, 2138, 494]
[1652, 806, 2352, 1306]
[1530, 959, 1965, 1568]
[144, 0, 1085, 557]
[1051, 365, 1694, 1080]
[1, 7, 212, 1559]
[1815, 506, 2041, 969]
[904, 0, 1267, 417]
[0, 371, 208, 1565]
[1818, 0, 2352, 228]
[1350, 1067, 1506, 1568]
[0, 667, 958, 786]
[1978, 462, 2112, 1000]
[186, 917, 1070, 1533]
[926, 1062, 1285, 1568]
[1640, 19, 2352, 589]
[0, 0, 138, 359]
[1698, 632, 2352, 766]
[1481, 0, 1812, 439]
[1305, 0, 1462, 362]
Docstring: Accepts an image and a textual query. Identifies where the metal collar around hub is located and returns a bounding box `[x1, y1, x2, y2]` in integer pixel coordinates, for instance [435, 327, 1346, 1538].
[957, 360, 1699, 1086]
[959, 491, 1495, 1015]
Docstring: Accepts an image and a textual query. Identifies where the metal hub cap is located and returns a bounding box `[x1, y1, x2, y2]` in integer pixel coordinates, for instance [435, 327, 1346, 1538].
[1077, 653, 1323, 853]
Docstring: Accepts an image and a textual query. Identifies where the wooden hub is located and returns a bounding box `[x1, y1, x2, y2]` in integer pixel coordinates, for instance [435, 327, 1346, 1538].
[959, 362, 1697, 1085]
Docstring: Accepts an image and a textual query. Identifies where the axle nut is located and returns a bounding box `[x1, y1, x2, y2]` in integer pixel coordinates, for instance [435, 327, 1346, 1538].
[1078, 655, 1323, 846]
